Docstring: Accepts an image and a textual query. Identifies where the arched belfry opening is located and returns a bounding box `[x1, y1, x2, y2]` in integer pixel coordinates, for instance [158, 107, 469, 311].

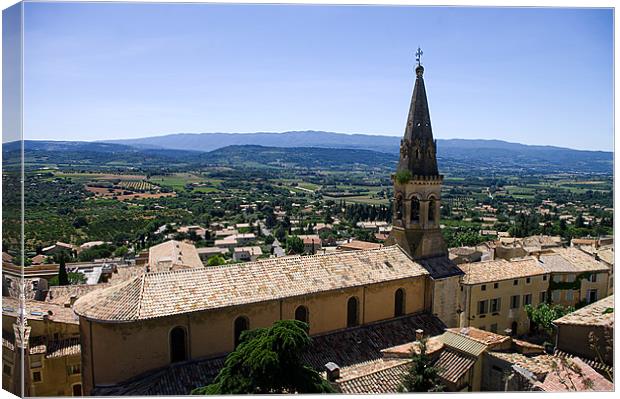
[411, 198, 420, 223]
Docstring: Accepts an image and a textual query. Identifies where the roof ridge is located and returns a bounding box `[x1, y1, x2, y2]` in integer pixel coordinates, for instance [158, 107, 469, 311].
[135, 273, 147, 319]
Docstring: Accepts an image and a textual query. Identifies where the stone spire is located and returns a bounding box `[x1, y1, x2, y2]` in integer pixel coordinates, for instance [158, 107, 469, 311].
[397, 62, 439, 177]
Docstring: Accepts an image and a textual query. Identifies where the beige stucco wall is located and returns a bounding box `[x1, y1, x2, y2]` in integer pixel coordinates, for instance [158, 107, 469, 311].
[460, 274, 549, 335]
[81, 276, 429, 393]
[431, 276, 460, 328]
[29, 353, 82, 396]
[549, 271, 609, 307]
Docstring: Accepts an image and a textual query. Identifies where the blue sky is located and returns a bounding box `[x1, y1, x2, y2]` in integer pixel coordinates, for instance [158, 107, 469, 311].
[21, 2, 613, 150]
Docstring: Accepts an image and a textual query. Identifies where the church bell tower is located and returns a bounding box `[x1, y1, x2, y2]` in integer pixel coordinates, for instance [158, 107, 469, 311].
[386, 49, 447, 259]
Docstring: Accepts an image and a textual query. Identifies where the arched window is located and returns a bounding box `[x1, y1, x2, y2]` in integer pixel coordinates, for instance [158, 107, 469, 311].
[170, 326, 187, 363]
[234, 316, 249, 348]
[395, 196, 403, 221]
[411, 199, 420, 223]
[295, 305, 309, 324]
[347, 297, 359, 327]
[394, 288, 405, 317]
[428, 198, 436, 223]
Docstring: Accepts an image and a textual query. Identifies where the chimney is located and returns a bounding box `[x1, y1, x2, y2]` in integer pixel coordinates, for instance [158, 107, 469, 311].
[325, 362, 340, 382]
[415, 329, 424, 341]
[69, 295, 78, 306]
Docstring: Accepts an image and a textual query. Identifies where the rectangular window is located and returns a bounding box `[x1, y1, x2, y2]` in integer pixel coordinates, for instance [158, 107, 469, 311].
[30, 355, 42, 369]
[494, 282, 499, 289]
[67, 364, 81, 376]
[543, 275, 548, 281]
[566, 290, 573, 301]
[490, 298, 501, 313]
[511, 295, 520, 309]
[553, 275, 562, 283]
[478, 300, 488, 315]
[540, 291, 547, 303]
[32, 371, 42, 383]
[552, 290, 560, 302]
[590, 274, 598, 283]
[523, 294, 532, 306]
[566, 274, 575, 283]
[481, 284, 487, 291]
[513, 279, 519, 286]
[526, 277, 531, 284]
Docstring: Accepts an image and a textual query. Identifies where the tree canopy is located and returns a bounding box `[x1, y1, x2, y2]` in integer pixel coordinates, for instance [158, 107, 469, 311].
[192, 320, 334, 394]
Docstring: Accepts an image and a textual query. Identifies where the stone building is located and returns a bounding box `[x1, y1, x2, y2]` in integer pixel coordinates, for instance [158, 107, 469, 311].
[385, 60, 463, 328]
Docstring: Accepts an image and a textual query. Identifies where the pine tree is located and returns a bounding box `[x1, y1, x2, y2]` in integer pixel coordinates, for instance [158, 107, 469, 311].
[398, 338, 444, 392]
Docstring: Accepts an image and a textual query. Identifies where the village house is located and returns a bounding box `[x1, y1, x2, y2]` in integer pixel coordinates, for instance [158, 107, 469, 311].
[337, 240, 383, 252]
[459, 258, 549, 335]
[2, 297, 82, 396]
[147, 240, 203, 272]
[196, 247, 229, 262]
[297, 234, 322, 254]
[41, 242, 77, 257]
[538, 247, 610, 307]
[232, 246, 263, 262]
[553, 294, 614, 366]
[177, 225, 208, 239]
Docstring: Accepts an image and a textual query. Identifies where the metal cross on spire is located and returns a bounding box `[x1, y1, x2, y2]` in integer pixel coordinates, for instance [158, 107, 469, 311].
[415, 47, 423, 66]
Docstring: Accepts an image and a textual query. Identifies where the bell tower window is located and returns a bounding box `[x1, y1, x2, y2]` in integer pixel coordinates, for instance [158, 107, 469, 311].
[428, 198, 436, 223]
[411, 199, 420, 223]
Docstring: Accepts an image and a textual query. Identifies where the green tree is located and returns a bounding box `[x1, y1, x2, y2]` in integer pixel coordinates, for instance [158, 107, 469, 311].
[192, 320, 334, 394]
[114, 245, 129, 258]
[398, 338, 444, 392]
[525, 302, 575, 336]
[58, 255, 69, 286]
[286, 236, 305, 254]
[207, 255, 226, 266]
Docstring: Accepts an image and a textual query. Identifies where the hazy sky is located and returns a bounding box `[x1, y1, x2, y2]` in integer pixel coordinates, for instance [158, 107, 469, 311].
[21, 2, 613, 150]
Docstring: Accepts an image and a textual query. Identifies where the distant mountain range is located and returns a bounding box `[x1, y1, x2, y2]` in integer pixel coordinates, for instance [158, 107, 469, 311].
[3, 131, 612, 174]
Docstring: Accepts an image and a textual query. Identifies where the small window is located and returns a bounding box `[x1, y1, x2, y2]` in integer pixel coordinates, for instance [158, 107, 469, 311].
[478, 300, 488, 315]
[566, 291, 573, 301]
[543, 275, 548, 281]
[526, 277, 531, 284]
[460, 286, 464, 292]
[494, 283, 499, 289]
[552, 290, 560, 302]
[33, 371, 42, 383]
[411, 199, 420, 223]
[523, 294, 532, 306]
[566, 274, 575, 283]
[587, 289, 598, 304]
[553, 275, 562, 283]
[590, 274, 598, 283]
[513, 279, 519, 286]
[170, 326, 188, 363]
[72, 384, 83, 397]
[481, 284, 487, 291]
[510, 295, 520, 309]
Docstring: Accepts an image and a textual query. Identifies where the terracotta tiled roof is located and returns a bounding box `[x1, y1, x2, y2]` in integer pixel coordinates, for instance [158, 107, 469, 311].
[535, 357, 613, 392]
[539, 247, 610, 274]
[2, 297, 79, 325]
[434, 347, 476, 384]
[553, 295, 614, 327]
[553, 349, 613, 377]
[92, 312, 445, 395]
[74, 246, 429, 322]
[446, 327, 510, 347]
[335, 358, 410, 393]
[460, 258, 546, 285]
[148, 240, 203, 272]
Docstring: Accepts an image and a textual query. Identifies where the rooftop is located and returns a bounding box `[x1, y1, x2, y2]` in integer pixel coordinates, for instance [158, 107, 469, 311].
[2, 297, 79, 325]
[553, 294, 614, 328]
[460, 258, 546, 285]
[538, 247, 610, 274]
[337, 240, 383, 251]
[74, 246, 429, 322]
[148, 240, 203, 272]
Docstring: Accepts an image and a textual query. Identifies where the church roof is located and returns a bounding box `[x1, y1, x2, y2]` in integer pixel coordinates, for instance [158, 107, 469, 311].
[74, 246, 429, 322]
[397, 63, 439, 177]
